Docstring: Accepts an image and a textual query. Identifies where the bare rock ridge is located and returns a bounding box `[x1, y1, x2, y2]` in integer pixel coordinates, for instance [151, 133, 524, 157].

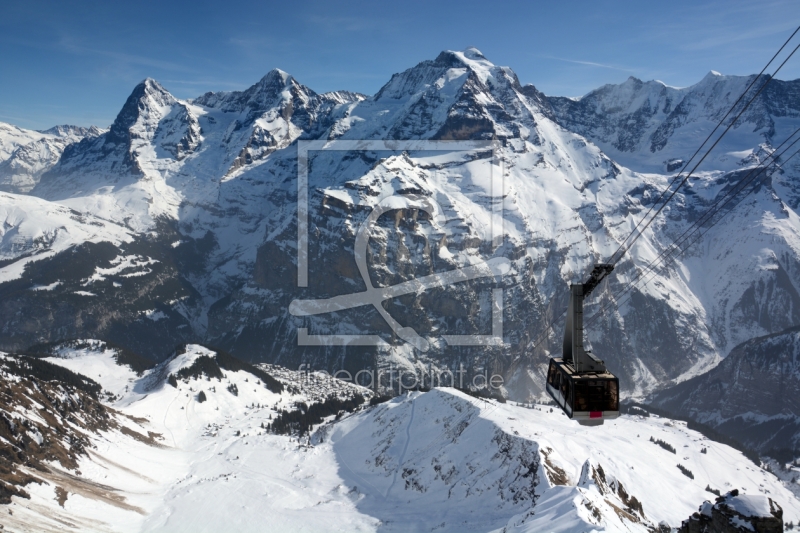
[0, 352, 115, 503]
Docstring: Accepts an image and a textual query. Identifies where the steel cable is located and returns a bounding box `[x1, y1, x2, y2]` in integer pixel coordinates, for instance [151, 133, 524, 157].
[583, 143, 800, 332]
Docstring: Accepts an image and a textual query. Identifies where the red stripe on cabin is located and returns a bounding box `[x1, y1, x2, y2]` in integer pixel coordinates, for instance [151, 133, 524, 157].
[590, 411, 602, 419]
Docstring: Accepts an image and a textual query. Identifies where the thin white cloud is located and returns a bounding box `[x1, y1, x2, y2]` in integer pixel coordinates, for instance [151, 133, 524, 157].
[540, 55, 637, 73]
[57, 35, 196, 74]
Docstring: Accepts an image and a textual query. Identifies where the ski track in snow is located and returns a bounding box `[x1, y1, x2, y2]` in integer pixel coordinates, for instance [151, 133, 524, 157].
[388, 392, 416, 499]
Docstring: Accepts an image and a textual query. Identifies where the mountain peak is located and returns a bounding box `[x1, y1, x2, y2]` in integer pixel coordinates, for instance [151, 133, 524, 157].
[124, 77, 175, 106]
[461, 46, 487, 60]
[191, 68, 314, 114]
[106, 77, 176, 145]
[700, 70, 724, 83]
[429, 47, 506, 89]
[137, 77, 172, 97]
[257, 68, 293, 87]
[234, 68, 311, 111]
[435, 47, 495, 70]
[245, 68, 304, 100]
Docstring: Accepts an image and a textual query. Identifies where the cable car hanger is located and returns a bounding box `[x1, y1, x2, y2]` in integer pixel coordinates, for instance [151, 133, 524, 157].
[546, 264, 620, 426]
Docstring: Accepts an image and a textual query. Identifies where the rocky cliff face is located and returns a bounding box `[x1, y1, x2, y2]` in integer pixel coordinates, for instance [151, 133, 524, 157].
[0, 49, 798, 406]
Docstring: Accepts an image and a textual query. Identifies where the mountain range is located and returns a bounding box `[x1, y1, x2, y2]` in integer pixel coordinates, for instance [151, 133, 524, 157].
[2, 46, 800, 531]
[1, 47, 799, 444]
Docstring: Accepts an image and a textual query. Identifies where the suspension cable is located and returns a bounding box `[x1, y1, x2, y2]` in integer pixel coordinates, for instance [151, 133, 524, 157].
[532, 27, 800, 352]
[583, 141, 800, 332]
[609, 37, 800, 265]
[609, 28, 799, 265]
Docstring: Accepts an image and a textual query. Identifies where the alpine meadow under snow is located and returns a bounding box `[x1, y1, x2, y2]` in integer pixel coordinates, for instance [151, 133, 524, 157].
[0, 47, 799, 531]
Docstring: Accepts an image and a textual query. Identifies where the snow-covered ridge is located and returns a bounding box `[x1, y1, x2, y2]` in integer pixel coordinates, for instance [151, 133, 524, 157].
[4, 339, 797, 532]
[329, 388, 798, 531]
[547, 71, 800, 174]
[0, 191, 133, 283]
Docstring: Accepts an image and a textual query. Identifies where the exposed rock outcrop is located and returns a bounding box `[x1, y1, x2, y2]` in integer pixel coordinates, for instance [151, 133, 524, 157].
[679, 490, 783, 533]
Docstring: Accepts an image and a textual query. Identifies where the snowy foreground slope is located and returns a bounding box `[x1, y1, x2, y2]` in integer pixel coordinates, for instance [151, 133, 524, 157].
[2, 343, 798, 532]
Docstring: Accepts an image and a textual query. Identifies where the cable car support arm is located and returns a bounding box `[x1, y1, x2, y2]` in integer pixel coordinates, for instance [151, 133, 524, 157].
[563, 264, 614, 374]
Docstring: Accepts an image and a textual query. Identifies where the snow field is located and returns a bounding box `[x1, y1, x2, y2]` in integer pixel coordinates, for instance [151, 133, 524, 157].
[7, 345, 799, 532]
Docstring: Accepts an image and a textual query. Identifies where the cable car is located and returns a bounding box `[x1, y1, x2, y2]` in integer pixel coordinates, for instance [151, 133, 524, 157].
[546, 264, 620, 426]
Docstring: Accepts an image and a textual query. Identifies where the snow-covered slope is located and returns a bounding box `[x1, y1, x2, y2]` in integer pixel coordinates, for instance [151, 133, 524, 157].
[0, 350, 162, 531]
[1, 343, 378, 532]
[330, 389, 798, 532]
[3, 342, 798, 532]
[0, 191, 133, 284]
[37, 339, 152, 400]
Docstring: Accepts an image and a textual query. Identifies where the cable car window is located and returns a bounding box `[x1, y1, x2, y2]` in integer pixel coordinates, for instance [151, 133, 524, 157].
[561, 377, 572, 407]
[574, 381, 588, 411]
[573, 379, 619, 412]
[547, 361, 558, 387]
[607, 380, 619, 411]
[552, 369, 561, 390]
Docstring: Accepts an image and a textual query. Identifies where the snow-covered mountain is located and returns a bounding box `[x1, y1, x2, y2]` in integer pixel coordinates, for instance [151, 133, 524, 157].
[0, 122, 104, 193]
[0, 48, 798, 408]
[0, 191, 133, 282]
[547, 72, 800, 175]
[1, 341, 796, 532]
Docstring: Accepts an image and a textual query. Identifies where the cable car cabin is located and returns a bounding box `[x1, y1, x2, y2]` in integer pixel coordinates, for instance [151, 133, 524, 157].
[546, 264, 620, 426]
[546, 358, 619, 426]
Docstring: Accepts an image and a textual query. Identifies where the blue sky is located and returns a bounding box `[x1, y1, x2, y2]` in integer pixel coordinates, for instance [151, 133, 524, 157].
[2, 0, 799, 130]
